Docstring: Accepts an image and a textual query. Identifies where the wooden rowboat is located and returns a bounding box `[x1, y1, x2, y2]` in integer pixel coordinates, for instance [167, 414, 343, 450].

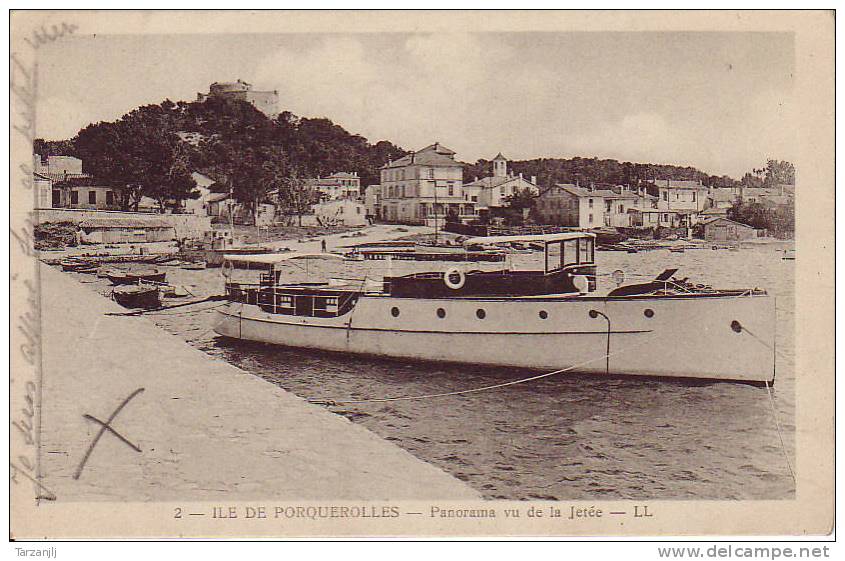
[105, 268, 167, 285]
[112, 284, 161, 309]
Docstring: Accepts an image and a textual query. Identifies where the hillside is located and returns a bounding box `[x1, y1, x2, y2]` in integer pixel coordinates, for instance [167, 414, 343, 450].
[35, 95, 776, 218]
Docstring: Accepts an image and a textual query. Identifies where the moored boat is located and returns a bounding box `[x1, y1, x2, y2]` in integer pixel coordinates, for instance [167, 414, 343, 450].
[105, 268, 167, 285]
[213, 233, 776, 384]
[112, 284, 161, 309]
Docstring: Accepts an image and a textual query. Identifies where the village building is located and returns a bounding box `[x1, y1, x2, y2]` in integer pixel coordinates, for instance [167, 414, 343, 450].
[313, 199, 368, 227]
[78, 216, 176, 244]
[701, 217, 758, 242]
[138, 172, 217, 214]
[635, 178, 710, 229]
[363, 184, 382, 221]
[196, 79, 279, 117]
[308, 172, 362, 200]
[33, 154, 121, 210]
[707, 188, 737, 210]
[379, 142, 476, 227]
[535, 184, 640, 228]
[462, 153, 538, 218]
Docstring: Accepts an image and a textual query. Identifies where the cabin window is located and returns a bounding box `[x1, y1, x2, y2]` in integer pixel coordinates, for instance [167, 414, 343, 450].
[476, 309, 486, 319]
[578, 237, 594, 264]
[644, 309, 654, 318]
[546, 241, 562, 272]
[539, 310, 548, 319]
[562, 239, 578, 266]
[391, 307, 400, 317]
[436, 308, 446, 319]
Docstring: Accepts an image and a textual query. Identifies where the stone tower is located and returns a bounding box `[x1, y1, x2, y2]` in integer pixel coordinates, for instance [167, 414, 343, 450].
[492, 153, 508, 178]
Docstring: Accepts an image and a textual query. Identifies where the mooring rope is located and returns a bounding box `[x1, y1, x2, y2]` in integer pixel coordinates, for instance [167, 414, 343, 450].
[733, 320, 795, 484]
[307, 331, 661, 406]
[764, 379, 795, 484]
[105, 295, 228, 316]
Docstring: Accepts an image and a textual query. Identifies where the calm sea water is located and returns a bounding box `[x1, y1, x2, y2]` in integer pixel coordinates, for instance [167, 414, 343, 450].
[75, 242, 795, 500]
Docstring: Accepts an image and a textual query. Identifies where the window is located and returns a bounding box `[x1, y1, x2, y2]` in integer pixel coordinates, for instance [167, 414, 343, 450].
[588, 213, 593, 223]
[588, 198, 594, 208]
[428, 168, 434, 179]
[448, 186, 454, 196]
[662, 191, 669, 201]
[106, 191, 114, 206]
[356, 206, 361, 214]
[88, 190, 97, 204]
[471, 196, 477, 202]
[70, 190, 79, 205]
[692, 192, 697, 202]
[619, 204, 624, 213]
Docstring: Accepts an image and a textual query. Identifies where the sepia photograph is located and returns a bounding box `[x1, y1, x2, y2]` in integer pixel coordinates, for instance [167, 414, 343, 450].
[9, 9, 834, 540]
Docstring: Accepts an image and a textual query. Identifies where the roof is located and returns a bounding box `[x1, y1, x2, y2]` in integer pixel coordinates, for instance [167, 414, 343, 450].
[549, 184, 638, 199]
[464, 175, 535, 190]
[382, 143, 462, 169]
[700, 207, 729, 215]
[206, 192, 230, 203]
[650, 179, 706, 190]
[37, 171, 92, 183]
[492, 152, 507, 161]
[326, 172, 359, 179]
[702, 217, 755, 228]
[462, 232, 595, 247]
[79, 217, 174, 229]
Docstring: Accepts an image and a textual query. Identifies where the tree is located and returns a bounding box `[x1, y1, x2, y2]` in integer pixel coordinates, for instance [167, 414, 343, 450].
[764, 159, 795, 186]
[278, 167, 315, 226]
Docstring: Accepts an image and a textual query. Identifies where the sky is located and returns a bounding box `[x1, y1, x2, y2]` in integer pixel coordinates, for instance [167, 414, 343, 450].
[34, 31, 795, 178]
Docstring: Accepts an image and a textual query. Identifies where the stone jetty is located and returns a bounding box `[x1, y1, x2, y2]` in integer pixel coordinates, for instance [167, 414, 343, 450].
[36, 263, 480, 501]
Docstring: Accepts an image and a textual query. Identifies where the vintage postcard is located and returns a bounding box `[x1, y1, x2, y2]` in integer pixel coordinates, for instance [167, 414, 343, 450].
[9, 9, 834, 539]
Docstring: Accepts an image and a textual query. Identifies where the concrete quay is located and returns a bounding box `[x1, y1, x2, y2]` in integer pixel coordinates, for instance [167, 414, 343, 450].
[36, 262, 480, 501]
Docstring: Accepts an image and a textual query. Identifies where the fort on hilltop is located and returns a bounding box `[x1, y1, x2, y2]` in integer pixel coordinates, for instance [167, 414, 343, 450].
[196, 79, 279, 117]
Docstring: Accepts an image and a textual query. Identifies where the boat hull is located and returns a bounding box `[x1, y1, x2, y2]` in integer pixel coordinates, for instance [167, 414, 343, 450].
[214, 293, 777, 383]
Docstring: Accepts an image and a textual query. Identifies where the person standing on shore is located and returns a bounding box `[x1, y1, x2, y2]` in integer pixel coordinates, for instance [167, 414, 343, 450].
[321, 239, 327, 253]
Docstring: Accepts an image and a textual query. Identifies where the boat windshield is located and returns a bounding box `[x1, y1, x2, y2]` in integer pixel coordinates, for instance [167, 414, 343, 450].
[545, 237, 594, 273]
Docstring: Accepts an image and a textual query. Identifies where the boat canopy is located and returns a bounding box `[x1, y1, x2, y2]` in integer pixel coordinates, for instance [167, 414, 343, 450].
[223, 252, 345, 266]
[462, 232, 595, 247]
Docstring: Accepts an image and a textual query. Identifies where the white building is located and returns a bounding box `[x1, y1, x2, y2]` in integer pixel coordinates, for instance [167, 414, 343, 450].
[379, 142, 476, 227]
[308, 172, 362, 200]
[314, 199, 367, 226]
[462, 153, 538, 214]
[536, 184, 640, 228]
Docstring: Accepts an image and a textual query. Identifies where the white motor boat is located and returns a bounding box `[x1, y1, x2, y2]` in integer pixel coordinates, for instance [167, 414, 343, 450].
[213, 233, 776, 384]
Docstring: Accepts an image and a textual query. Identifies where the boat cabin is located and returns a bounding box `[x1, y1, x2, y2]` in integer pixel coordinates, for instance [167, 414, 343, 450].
[222, 233, 597, 317]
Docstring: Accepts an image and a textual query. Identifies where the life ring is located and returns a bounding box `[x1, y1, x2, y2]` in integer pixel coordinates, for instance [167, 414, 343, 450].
[222, 259, 234, 278]
[572, 274, 590, 293]
[443, 267, 466, 290]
